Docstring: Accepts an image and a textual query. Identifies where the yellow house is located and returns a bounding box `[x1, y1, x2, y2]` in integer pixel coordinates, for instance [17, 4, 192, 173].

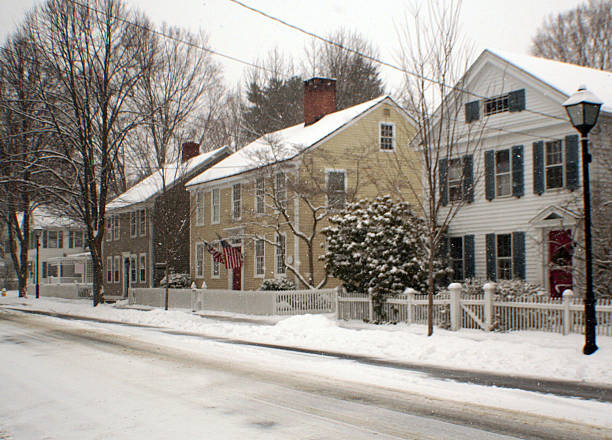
[186, 78, 419, 291]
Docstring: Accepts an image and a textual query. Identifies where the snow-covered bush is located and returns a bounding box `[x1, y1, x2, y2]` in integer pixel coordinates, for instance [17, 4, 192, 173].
[462, 278, 543, 298]
[323, 196, 448, 317]
[259, 278, 296, 291]
[159, 273, 191, 288]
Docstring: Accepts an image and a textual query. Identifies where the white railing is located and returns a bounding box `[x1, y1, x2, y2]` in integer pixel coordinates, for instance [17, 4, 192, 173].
[338, 284, 612, 336]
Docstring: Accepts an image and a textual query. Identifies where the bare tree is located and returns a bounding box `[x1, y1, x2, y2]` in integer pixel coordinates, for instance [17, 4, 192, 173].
[531, 0, 612, 71]
[31, 0, 150, 306]
[398, 0, 485, 336]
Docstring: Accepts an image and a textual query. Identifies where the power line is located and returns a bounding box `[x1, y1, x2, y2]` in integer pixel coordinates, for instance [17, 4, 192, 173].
[226, 0, 568, 123]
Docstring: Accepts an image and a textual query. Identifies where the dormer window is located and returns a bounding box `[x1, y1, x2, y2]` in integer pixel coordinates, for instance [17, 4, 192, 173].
[484, 94, 509, 116]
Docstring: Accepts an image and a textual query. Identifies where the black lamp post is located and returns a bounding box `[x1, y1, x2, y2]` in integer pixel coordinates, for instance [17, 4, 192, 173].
[33, 228, 43, 299]
[562, 85, 602, 356]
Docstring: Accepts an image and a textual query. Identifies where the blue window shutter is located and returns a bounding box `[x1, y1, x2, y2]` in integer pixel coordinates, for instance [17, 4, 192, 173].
[465, 100, 480, 123]
[509, 89, 525, 112]
[512, 145, 524, 197]
[512, 231, 526, 280]
[565, 135, 579, 191]
[463, 154, 474, 202]
[485, 150, 495, 201]
[439, 158, 448, 206]
[486, 233, 496, 281]
[533, 141, 545, 195]
[464, 235, 475, 279]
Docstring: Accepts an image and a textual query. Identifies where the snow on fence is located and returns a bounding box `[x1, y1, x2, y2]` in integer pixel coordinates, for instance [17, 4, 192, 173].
[131, 287, 338, 316]
[338, 284, 612, 336]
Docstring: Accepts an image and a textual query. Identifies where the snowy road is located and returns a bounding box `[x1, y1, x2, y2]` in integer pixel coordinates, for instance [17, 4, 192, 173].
[0, 310, 610, 440]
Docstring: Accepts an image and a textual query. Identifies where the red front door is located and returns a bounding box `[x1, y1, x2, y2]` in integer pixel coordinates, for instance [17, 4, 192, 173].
[548, 230, 573, 297]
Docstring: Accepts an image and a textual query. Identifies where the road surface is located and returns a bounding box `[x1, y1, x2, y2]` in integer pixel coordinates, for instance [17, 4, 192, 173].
[0, 309, 609, 439]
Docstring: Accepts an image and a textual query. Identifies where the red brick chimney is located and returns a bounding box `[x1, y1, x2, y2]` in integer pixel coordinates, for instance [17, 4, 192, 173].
[303, 77, 336, 126]
[181, 142, 200, 163]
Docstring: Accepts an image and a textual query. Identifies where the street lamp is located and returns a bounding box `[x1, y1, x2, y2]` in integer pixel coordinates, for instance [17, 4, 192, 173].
[33, 228, 43, 299]
[562, 85, 602, 356]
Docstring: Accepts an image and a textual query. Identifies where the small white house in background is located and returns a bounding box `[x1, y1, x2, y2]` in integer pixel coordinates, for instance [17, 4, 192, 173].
[26, 207, 91, 285]
[441, 49, 611, 297]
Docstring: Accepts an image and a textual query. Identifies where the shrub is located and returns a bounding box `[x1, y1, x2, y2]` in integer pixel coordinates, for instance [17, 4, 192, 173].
[462, 278, 543, 298]
[160, 273, 191, 288]
[259, 278, 296, 291]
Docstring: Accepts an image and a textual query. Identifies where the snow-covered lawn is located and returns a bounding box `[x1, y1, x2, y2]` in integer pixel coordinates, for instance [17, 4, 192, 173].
[2, 290, 611, 386]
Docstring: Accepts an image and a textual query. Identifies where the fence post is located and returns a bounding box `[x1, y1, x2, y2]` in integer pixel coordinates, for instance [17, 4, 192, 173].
[448, 283, 462, 331]
[368, 289, 374, 322]
[562, 289, 574, 335]
[483, 283, 496, 331]
[404, 288, 416, 324]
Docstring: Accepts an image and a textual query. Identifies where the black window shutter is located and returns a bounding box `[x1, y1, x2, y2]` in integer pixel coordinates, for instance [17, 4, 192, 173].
[533, 141, 545, 195]
[509, 89, 526, 112]
[485, 150, 495, 201]
[565, 134, 579, 191]
[439, 158, 448, 206]
[512, 231, 526, 280]
[465, 100, 480, 123]
[464, 235, 475, 279]
[462, 154, 474, 202]
[42, 230, 48, 248]
[486, 233, 496, 281]
[512, 145, 524, 197]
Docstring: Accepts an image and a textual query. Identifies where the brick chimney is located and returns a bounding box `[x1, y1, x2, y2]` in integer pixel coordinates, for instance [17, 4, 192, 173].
[303, 77, 336, 126]
[181, 142, 200, 163]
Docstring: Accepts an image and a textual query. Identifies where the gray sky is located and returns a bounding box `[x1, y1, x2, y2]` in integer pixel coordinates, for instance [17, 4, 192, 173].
[1, 0, 585, 91]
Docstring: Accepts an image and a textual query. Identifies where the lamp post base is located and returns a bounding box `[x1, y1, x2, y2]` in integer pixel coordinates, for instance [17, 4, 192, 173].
[583, 343, 598, 355]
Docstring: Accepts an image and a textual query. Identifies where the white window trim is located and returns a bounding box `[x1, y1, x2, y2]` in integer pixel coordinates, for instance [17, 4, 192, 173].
[114, 215, 121, 241]
[195, 242, 205, 279]
[232, 183, 242, 220]
[211, 242, 220, 279]
[494, 149, 512, 198]
[130, 256, 137, 283]
[496, 234, 513, 281]
[274, 172, 287, 210]
[106, 256, 112, 283]
[130, 212, 137, 238]
[195, 191, 205, 226]
[139, 253, 147, 283]
[255, 177, 265, 215]
[139, 209, 146, 237]
[325, 168, 347, 209]
[211, 188, 220, 224]
[106, 218, 112, 242]
[447, 158, 464, 202]
[379, 121, 396, 152]
[545, 140, 565, 190]
[254, 239, 265, 278]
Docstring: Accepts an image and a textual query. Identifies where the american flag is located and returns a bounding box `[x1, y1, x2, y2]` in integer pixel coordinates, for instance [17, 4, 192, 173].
[206, 243, 224, 264]
[220, 239, 242, 269]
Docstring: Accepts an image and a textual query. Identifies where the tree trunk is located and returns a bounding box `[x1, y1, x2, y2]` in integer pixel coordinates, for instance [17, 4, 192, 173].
[427, 252, 435, 337]
[90, 237, 104, 307]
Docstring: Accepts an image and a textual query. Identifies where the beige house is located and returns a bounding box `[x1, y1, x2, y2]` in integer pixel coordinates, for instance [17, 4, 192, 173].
[186, 78, 420, 291]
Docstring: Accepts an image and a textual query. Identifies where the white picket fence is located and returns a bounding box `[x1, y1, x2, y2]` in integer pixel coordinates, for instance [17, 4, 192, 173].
[337, 284, 612, 336]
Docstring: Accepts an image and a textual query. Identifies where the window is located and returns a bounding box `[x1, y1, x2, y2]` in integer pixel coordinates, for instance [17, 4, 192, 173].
[545, 140, 563, 189]
[496, 234, 512, 280]
[42, 261, 48, 278]
[447, 159, 463, 202]
[211, 188, 220, 224]
[212, 242, 220, 278]
[484, 94, 509, 116]
[130, 212, 137, 237]
[326, 170, 346, 209]
[195, 242, 205, 278]
[274, 173, 287, 210]
[379, 122, 395, 151]
[196, 191, 205, 226]
[106, 218, 112, 242]
[139, 253, 146, 283]
[449, 237, 464, 281]
[114, 215, 120, 240]
[255, 178, 265, 214]
[130, 257, 137, 283]
[138, 209, 146, 236]
[44, 230, 63, 249]
[114, 256, 120, 283]
[255, 239, 265, 277]
[495, 149, 511, 197]
[69, 231, 83, 248]
[275, 233, 286, 275]
[106, 257, 112, 283]
[232, 183, 241, 220]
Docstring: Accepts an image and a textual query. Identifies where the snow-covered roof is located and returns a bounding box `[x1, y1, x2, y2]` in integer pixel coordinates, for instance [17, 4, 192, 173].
[107, 146, 230, 211]
[486, 49, 612, 113]
[30, 207, 82, 229]
[186, 96, 393, 187]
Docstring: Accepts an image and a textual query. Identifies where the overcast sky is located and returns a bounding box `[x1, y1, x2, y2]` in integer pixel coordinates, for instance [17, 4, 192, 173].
[1, 0, 585, 91]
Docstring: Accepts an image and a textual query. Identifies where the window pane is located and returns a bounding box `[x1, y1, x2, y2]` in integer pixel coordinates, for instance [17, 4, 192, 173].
[327, 171, 346, 209]
[497, 234, 512, 258]
[496, 174, 511, 196]
[449, 237, 463, 259]
[495, 150, 510, 173]
[380, 123, 394, 150]
[546, 166, 563, 189]
[256, 178, 265, 214]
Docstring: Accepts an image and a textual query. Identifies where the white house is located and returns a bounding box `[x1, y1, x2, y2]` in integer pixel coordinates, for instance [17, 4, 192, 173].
[441, 49, 611, 297]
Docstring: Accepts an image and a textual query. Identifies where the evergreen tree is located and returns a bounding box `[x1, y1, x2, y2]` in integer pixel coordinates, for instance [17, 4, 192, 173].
[323, 196, 448, 318]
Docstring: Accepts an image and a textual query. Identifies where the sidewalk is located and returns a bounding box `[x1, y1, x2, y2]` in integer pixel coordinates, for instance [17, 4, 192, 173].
[5, 305, 612, 403]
